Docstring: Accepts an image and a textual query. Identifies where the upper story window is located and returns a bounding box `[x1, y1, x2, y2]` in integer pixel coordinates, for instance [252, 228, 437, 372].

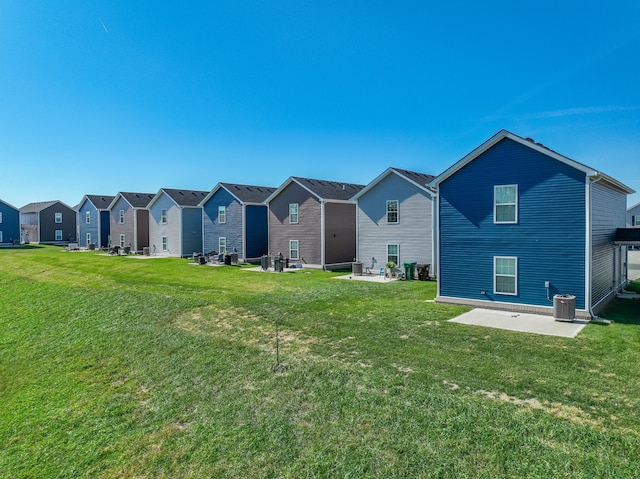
[386, 200, 399, 224]
[161, 209, 167, 224]
[0, 212, 3, 223]
[633, 215, 640, 226]
[119, 210, 125, 224]
[55, 212, 63, 223]
[218, 206, 226, 224]
[289, 203, 299, 224]
[86, 211, 91, 224]
[494, 185, 518, 224]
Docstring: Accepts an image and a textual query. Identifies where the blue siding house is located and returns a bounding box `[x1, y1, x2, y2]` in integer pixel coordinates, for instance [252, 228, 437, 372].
[201, 183, 275, 261]
[0, 198, 20, 245]
[353, 167, 436, 275]
[148, 189, 209, 257]
[77, 195, 115, 249]
[430, 130, 634, 318]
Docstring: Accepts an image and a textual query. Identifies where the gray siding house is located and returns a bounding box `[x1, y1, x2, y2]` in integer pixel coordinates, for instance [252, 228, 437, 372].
[108, 192, 154, 253]
[148, 188, 208, 257]
[0, 198, 20, 245]
[20, 200, 77, 245]
[353, 167, 436, 275]
[201, 183, 275, 261]
[627, 202, 640, 227]
[266, 177, 365, 269]
[77, 195, 115, 249]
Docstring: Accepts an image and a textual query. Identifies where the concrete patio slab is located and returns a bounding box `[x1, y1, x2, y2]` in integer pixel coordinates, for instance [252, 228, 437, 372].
[449, 308, 589, 338]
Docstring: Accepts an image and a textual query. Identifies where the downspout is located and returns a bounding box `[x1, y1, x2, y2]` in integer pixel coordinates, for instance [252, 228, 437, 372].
[587, 174, 608, 321]
[321, 200, 326, 270]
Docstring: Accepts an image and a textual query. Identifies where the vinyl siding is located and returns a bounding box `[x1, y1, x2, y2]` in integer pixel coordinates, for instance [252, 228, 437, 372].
[110, 198, 135, 250]
[182, 207, 203, 257]
[324, 202, 357, 265]
[439, 137, 587, 310]
[0, 203, 20, 244]
[78, 202, 99, 247]
[203, 189, 243, 256]
[627, 204, 640, 227]
[357, 173, 433, 271]
[40, 203, 77, 244]
[590, 181, 627, 308]
[245, 205, 269, 260]
[269, 182, 322, 265]
[149, 194, 183, 256]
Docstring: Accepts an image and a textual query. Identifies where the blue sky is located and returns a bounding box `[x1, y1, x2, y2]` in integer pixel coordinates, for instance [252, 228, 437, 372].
[1, 1, 639, 208]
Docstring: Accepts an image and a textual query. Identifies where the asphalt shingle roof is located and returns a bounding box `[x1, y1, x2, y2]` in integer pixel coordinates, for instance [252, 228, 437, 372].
[86, 195, 115, 210]
[391, 168, 436, 188]
[292, 177, 365, 201]
[20, 201, 60, 213]
[220, 183, 276, 204]
[162, 189, 209, 207]
[120, 192, 155, 208]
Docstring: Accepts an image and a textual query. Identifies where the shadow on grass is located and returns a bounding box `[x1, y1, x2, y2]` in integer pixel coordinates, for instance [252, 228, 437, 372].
[0, 244, 45, 250]
[600, 298, 640, 325]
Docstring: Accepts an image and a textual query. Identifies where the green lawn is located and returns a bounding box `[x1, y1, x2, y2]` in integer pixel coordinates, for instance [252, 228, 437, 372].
[1, 246, 640, 478]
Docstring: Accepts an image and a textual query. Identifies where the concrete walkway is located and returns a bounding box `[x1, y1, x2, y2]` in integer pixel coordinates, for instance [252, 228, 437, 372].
[449, 308, 589, 338]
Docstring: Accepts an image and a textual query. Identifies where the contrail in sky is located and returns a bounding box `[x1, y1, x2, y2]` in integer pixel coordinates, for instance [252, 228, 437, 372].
[99, 17, 108, 33]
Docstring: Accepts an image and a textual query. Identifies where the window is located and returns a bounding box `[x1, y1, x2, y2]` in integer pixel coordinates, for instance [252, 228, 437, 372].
[289, 203, 299, 224]
[219, 237, 227, 254]
[290, 240, 299, 260]
[161, 209, 167, 224]
[218, 206, 226, 224]
[119, 210, 125, 224]
[494, 185, 518, 223]
[494, 256, 517, 295]
[633, 216, 640, 227]
[55, 212, 63, 223]
[386, 200, 399, 224]
[55, 230, 63, 241]
[86, 233, 91, 245]
[0, 231, 3, 243]
[119, 234, 125, 247]
[387, 244, 399, 266]
[162, 236, 168, 251]
[0, 212, 3, 223]
[86, 211, 91, 224]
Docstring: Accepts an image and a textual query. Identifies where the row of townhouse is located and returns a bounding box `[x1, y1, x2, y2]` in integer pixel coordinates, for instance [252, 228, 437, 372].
[3, 130, 638, 318]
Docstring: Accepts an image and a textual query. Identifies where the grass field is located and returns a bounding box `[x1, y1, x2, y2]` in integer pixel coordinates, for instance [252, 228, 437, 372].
[1, 246, 640, 478]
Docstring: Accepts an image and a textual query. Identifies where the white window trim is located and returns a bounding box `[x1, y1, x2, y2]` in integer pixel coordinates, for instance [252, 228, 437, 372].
[0, 231, 3, 242]
[55, 212, 63, 224]
[161, 209, 167, 224]
[290, 239, 299, 260]
[162, 236, 168, 251]
[86, 211, 91, 224]
[86, 233, 91, 245]
[55, 230, 63, 241]
[218, 206, 226, 224]
[494, 184, 518, 224]
[386, 200, 399, 224]
[387, 243, 399, 265]
[289, 203, 299, 224]
[633, 216, 640, 227]
[119, 210, 125, 224]
[494, 256, 518, 296]
[219, 237, 227, 254]
[0, 212, 3, 223]
[119, 234, 125, 247]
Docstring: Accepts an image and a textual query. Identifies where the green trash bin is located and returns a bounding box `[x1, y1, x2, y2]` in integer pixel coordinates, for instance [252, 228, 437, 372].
[403, 262, 416, 280]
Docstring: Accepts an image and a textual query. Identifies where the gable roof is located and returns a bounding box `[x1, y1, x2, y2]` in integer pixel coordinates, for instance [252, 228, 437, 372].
[266, 176, 365, 204]
[202, 183, 277, 206]
[628, 201, 640, 212]
[78, 194, 116, 211]
[109, 192, 155, 210]
[352, 167, 436, 200]
[149, 188, 209, 209]
[20, 200, 74, 213]
[430, 129, 634, 195]
[0, 198, 20, 211]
